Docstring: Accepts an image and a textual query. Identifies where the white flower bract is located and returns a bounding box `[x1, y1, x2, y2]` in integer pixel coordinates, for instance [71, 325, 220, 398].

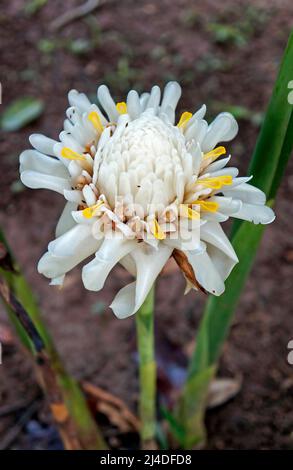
[19, 81, 275, 318]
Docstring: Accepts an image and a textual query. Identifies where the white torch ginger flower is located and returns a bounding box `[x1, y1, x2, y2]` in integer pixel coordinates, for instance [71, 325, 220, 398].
[19, 82, 275, 318]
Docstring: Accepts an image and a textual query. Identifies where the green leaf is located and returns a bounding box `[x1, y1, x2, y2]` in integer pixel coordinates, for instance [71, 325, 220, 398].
[178, 29, 293, 448]
[160, 406, 186, 446]
[155, 422, 169, 450]
[1, 97, 44, 132]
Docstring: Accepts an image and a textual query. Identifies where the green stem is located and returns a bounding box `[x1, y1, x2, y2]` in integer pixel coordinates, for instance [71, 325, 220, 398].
[135, 286, 156, 449]
[0, 229, 107, 450]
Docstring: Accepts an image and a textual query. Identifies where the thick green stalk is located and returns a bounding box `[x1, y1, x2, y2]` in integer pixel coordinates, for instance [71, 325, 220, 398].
[135, 286, 156, 449]
[177, 30, 293, 449]
[0, 229, 107, 450]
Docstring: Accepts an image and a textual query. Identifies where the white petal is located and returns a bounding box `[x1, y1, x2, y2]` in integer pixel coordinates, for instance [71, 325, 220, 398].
[71, 210, 94, 225]
[206, 243, 237, 281]
[220, 176, 252, 190]
[201, 113, 238, 152]
[145, 85, 161, 112]
[185, 121, 199, 141]
[185, 106, 207, 134]
[64, 189, 83, 204]
[48, 224, 95, 257]
[140, 92, 150, 110]
[59, 131, 84, 153]
[119, 254, 137, 276]
[82, 184, 97, 206]
[159, 106, 175, 124]
[20, 171, 70, 194]
[29, 134, 57, 156]
[127, 90, 142, 119]
[55, 202, 77, 237]
[193, 104, 207, 120]
[110, 244, 172, 318]
[161, 81, 181, 112]
[82, 236, 137, 291]
[185, 242, 225, 295]
[202, 156, 231, 173]
[210, 196, 242, 215]
[20, 150, 68, 177]
[201, 211, 229, 223]
[164, 231, 203, 252]
[50, 275, 65, 286]
[200, 222, 238, 262]
[232, 203, 275, 224]
[207, 167, 239, 178]
[66, 106, 81, 123]
[38, 233, 100, 279]
[97, 85, 119, 122]
[223, 183, 266, 204]
[68, 90, 92, 113]
[188, 141, 202, 176]
[195, 120, 208, 145]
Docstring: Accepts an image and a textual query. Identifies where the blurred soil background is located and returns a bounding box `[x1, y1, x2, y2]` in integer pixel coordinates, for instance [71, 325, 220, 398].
[0, 0, 293, 450]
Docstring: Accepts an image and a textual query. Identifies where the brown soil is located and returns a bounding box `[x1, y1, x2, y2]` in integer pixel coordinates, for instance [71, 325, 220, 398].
[0, 0, 293, 450]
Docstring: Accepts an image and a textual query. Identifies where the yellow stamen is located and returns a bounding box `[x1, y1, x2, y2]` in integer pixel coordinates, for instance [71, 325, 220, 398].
[180, 204, 200, 220]
[177, 111, 192, 129]
[153, 219, 166, 240]
[198, 175, 233, 190]
[88, 111, 104, 133]
[61, 147, 86, 161]
[116, 102, 127, 114]
[203, 146, 226, 162]
[192, 200, 219, 213]
[82, 201, 104, 219]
